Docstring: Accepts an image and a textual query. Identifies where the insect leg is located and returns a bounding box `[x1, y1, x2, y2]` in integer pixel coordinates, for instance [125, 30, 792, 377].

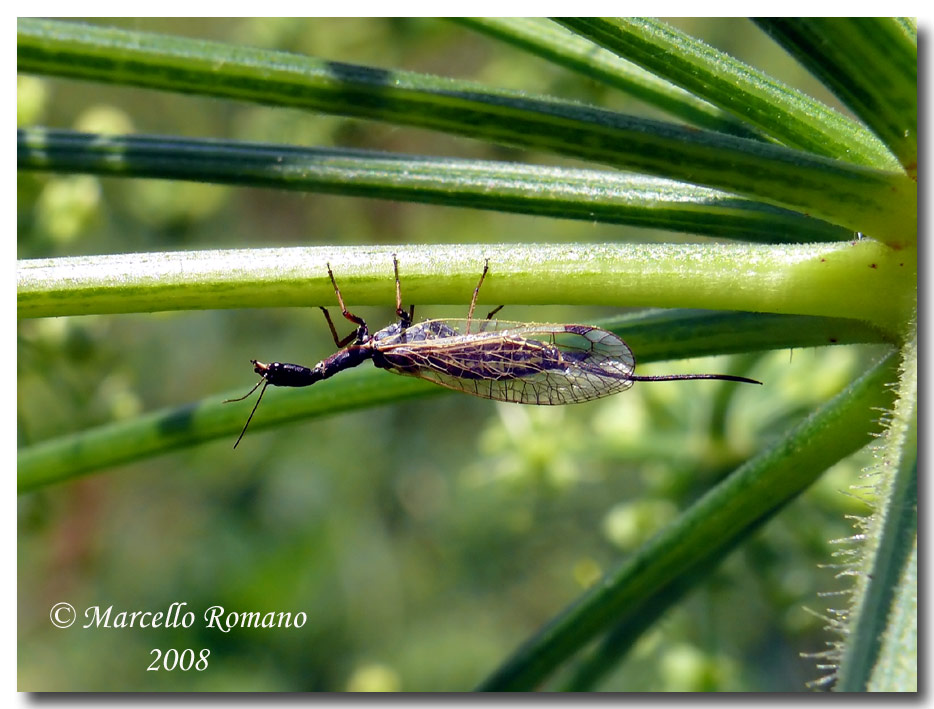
[326, 262, 367, 329]
[466, 259, 490, 333]
[486, 304, 505, 320]
[392, 254, 413, 328]
[319, 307, 358, 348]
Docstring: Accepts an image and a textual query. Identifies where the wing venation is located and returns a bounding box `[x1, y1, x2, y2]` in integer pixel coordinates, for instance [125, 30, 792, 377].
[374, 320, 636, 404]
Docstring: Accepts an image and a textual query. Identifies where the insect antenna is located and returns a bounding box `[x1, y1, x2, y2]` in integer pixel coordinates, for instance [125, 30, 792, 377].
[628, 373, 762, 385]
[225, 378, 271, 449]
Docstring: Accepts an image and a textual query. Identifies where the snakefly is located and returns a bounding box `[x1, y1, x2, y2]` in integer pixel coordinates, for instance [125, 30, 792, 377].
[227, 257, 762, 447]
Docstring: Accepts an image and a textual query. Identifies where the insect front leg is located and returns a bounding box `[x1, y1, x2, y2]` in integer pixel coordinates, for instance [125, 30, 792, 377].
[319, 307, 358, 348]
[326, 262, 369, 342]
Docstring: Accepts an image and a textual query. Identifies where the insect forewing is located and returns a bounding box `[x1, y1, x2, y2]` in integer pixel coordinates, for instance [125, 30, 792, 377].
[375, 320, 637, 404]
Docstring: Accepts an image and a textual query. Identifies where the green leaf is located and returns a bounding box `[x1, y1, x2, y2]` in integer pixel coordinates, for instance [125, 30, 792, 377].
[754, 18, 917, 175]
[17, 128, 852, 244]
[868, 542, 917, 691]
[478, 351, 900, 691]
[17, 362, 438, 494]
[17, 18, 915, 243]
[836, 325, 917, 691]
[455, 18, 764, 140]
[554, 18, 898, 170]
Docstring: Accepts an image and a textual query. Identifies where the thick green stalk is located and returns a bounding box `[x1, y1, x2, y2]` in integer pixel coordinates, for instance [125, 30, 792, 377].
[17, 243, 916, 334]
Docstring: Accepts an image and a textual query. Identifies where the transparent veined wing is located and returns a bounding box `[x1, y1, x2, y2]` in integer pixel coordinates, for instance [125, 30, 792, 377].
[373, 320, 637, 404]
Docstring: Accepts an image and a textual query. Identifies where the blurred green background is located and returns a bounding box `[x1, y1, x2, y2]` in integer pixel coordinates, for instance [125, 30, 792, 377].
[18, 18, 885, 691]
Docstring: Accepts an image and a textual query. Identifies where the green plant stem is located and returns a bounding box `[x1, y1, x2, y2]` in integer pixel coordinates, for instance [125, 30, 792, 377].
[16, 18, 915, 243]
[477, 351, 899, 690]
[17, 243, 916, 334]
[16, 310, 889, 494]
[17, 128, 850, 244]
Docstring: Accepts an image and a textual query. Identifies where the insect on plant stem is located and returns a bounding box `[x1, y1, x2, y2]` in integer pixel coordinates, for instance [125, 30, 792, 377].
[226, 256, 762, 447]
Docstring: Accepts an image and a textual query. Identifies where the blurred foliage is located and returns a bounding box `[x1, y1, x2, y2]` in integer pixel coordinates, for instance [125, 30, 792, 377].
[18, 18, 886, 691]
